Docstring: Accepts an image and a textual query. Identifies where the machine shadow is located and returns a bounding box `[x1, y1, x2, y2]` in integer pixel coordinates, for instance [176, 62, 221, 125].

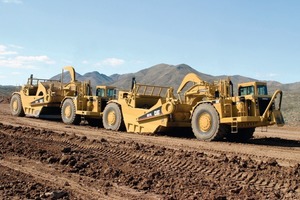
[158, 127, 195, 139]
[248, 137, 300, 148]
[158, 128, 300, 148]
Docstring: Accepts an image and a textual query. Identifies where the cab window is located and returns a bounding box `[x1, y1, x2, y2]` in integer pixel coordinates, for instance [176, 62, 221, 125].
[239, 86, 254, 96]
[257, 85, 268, 95]
[107, 89, 116, 98]
[96, 88, 105, 97]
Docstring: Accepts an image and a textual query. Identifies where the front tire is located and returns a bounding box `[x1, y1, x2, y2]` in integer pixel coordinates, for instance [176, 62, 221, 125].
[102, 103, 124, 131]
[61, 99, 81, 125]
[10, 94, 25, 117]
[191, 103, 224, 141]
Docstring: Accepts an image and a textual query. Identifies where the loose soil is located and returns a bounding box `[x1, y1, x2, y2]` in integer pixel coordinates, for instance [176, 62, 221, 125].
[0, 103, 299, 199]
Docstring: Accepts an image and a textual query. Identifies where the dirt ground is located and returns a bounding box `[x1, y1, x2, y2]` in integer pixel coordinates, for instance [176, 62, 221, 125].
[0, 103, 299, 199]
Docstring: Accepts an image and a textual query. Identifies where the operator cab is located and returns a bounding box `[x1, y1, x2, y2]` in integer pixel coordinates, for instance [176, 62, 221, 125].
[96, 86, 117, 99]
[238, 82, 270, 116]
[238, 82, 268, 96]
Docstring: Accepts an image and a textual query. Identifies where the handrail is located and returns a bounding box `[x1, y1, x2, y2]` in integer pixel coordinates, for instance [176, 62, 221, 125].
[27, 77, 58, 85]
[262, 90, 283, 119]
[134, 83, 171, 97]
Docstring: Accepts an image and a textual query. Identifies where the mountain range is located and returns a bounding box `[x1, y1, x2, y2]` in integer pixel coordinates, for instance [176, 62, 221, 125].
[51, 63, 299, 93]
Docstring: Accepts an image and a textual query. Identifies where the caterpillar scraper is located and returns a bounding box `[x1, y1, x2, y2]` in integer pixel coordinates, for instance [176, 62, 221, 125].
[10, 66, 116, 126]
[102, 73, 284, 141]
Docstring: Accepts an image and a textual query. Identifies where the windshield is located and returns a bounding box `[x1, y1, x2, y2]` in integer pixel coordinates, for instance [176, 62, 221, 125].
[96, 88, 116, 98]
[96, 88, 105, 97]
[107, 89, 116, 98]
[239, 86, 254, 96]
[257, 85, 268, 95]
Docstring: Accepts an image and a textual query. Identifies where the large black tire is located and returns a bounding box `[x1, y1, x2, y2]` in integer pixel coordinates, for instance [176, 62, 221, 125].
[61, 99, 81, 125]
[102, 103, 124, 131]
[226, 128, 255, 142]
[191, 103, 224, 141]
[10, 94, 25, 117]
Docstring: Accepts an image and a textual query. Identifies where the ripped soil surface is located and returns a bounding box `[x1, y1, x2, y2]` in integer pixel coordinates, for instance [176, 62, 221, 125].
[0, 103, 300, 199]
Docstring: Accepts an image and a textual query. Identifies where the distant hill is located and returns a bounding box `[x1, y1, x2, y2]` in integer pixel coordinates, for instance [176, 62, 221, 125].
[107, 64, 216, 91]
[51, 71, 114, 87]
[82, 71, 114, 86]
[50, 63, 260, 91]
[49, 63, 299, 93]
[106, 64, 261, 91]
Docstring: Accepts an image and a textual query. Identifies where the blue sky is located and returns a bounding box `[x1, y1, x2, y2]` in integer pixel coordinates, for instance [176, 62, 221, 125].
[0, 0, 299, 85]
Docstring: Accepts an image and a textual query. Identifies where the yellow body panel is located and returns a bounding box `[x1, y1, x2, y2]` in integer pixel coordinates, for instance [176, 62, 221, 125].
[121, 105, 169, 133]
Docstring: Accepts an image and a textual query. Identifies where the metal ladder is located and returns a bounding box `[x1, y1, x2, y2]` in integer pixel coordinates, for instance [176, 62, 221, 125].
[231, 118, 238, 133]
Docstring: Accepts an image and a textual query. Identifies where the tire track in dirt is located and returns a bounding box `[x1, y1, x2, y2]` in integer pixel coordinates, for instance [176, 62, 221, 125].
[2, 113, 300, 167]
[0, 129, 289, 193]
[68, 139, 297, 198]
[0, 157, 107, 200]
[1, 123, 299, 199]
[4, 115, 300, 167]
[0, 126, 161, 200]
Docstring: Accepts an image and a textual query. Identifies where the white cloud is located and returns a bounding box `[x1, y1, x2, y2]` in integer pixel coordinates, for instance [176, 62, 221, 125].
[0, 59, 37, 69]
[2, 0, 22, 4]
[96, 58, 125, 67]
[268, 73, 278, 77]
[0, 45, 18, 55]
[82, 60, 89, 65]
[0, 55, 55, 69]
[0, 44, 55, 69]
[16, 55, 54, 64]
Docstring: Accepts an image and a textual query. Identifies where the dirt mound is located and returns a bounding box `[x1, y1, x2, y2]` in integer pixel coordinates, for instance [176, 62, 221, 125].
[0, 123, 299, 199]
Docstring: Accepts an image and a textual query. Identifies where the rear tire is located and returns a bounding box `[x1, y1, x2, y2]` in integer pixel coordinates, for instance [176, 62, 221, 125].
[191, 103, 224, 141]
[10, 94, 25, 117]
[103, 103, 124, 131]
[61, 99, 81, 125]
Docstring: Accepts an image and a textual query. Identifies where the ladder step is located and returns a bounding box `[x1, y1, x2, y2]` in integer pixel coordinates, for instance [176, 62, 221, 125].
[231, 118, 238, 133]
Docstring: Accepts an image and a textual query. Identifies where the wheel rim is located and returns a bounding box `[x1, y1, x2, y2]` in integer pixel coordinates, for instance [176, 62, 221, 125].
[12, 100, 18, 112]
[199, 112, 212, 132]
[64, 105, 72, 119]
[107, 110, 116, 126]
